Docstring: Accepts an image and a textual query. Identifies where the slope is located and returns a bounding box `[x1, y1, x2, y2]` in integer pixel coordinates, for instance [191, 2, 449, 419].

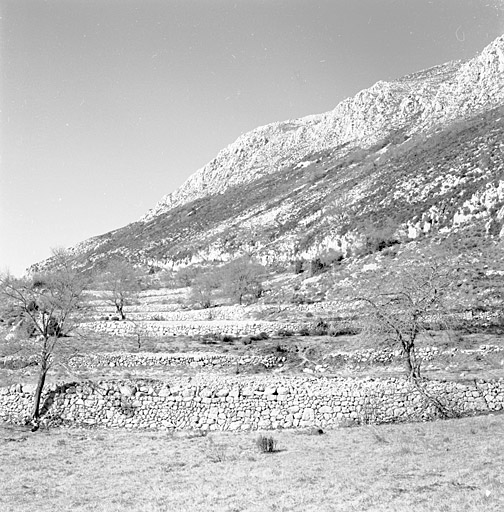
[36, 105, 503, 275]
[31, 35, 504, 274]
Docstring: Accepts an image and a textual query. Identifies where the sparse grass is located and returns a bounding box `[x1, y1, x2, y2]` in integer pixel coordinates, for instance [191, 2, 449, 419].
[1, 414, 503, 511]
[205, 436, 233, 463]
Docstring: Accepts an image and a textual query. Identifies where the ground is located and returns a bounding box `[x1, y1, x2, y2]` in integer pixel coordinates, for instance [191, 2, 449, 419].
[1, 413, 503, 511]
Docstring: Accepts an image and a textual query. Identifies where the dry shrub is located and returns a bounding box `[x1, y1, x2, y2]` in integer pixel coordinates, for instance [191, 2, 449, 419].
[256, 434, 278, 453]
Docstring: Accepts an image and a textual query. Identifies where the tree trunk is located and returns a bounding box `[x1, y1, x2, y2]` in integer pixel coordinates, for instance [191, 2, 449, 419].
[116, 302, 126, 320]
[114, 297, 126, 320]
[403, 344, 420, 379]
[32, 358, 48, 420]
[403, 349, 413, 376]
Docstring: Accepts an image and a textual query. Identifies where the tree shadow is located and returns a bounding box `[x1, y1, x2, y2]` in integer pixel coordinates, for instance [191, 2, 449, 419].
[39, 382, 78, 418]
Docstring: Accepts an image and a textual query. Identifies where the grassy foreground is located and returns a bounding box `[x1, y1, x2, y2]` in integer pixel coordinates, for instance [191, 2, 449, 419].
[1, 413, 503, 512]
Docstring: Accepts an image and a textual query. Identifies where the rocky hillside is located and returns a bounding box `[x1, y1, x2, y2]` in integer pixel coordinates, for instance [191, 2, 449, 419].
[141, 34, 504, 221]
[33, 35, 504, 274]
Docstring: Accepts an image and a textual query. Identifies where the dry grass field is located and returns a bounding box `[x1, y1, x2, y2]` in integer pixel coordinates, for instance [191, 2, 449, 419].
[1, 412, 503, 512]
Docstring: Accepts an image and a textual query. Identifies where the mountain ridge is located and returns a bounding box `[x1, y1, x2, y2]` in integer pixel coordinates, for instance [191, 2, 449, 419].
[141, 35, 504, 222]
[32, 35, 504, 274]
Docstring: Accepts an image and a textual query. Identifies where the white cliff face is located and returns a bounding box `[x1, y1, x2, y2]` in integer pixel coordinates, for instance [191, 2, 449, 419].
[141, 35, 504, 223]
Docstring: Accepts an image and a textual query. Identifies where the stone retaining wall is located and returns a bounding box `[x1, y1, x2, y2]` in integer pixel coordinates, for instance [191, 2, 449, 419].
[67, 345, 503, 372]
[1, 376, 503, 431]
[68, 352, 285, 369]
[325, 344, 504, 365]
[91, 304, 255, 322]
[81, 320, 306, 337]
[5, 343, 502, 375]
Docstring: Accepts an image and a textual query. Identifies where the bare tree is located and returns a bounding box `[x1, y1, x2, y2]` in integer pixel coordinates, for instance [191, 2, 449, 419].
[221, 257, 265, 305]
[355, 261, 452, 379]
[190, 270, 220, 309]
[99, 261, 142, 320]
[0, 249, 89, 423]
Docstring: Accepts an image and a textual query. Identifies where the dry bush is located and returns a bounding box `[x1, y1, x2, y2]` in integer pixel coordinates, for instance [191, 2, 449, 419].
[256, 434, 278, 453]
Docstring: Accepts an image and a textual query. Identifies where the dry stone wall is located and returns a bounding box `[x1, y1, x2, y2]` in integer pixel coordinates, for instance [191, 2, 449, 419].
[68, 352, 285, 370]
[1, 376, 503, 431]
[91, 304, 255, 322]
[81, 320, 306, 337]
[325, 344, 504, 365]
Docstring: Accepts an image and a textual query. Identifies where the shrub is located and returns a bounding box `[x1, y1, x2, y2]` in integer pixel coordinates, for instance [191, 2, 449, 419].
[250, 331, 270, 341]
[275, 342, 289, 353]
[205, 437, 229, 463]
[256, 434, 277, 453]
[310, 258, 325, 276]
[276, 328, 294, 337]
[381, 246, 398, 258]
[241, 336, 252, 345]
[306, 427, 324, 435]
[119, 398, 136, 418]
[328, 324, 360, 337]
[220, 334, 234, 343]
[249, 332, 269, 341]
[299, 326, 310, 336]
[319, 249, 344, 267]
[311, 318, 329, 336]
[294, 260, 304, 274]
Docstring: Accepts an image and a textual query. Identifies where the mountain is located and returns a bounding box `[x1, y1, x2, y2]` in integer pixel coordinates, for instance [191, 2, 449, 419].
[32, 35, 504, 274]
[141, 34, 504, 221]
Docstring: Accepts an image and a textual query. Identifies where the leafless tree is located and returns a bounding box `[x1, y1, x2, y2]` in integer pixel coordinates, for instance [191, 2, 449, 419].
[190, 270, 220, 309]
[99, 261, 142, 320]
[0, 249, 89, 423]
[220, 257, 265, 305]
[355, 261, 452, 379]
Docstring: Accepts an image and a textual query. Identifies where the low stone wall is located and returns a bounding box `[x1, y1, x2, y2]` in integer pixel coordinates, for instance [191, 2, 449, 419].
[91, 304, 255, 322]
[1, 376, 503, 431]
[81, 320, 307, 337]
[68, 352, 285, 369]
[325, 344, 504, 365]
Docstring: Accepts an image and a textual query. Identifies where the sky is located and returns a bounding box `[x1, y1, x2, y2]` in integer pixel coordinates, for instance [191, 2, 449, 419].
[1, 0, 503, 276]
